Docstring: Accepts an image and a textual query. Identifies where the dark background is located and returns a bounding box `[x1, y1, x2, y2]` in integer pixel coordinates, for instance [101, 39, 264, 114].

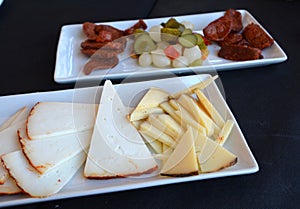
[0, 0, 299, 208]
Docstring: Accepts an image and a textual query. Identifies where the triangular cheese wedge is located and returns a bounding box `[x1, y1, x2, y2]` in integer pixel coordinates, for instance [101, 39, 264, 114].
[26, 102, 98, 139]
[129, 87, 169, 121]
[0, 176, 22, 195]
[0, 106, 28, 132]
[18, 127, 92, 174]
[2, 150, 86, 197]
[84, 80, 157, 179]
[0, 120, 24, 184]
[194, 133, 237, 173]
[160, 127, 199, 177]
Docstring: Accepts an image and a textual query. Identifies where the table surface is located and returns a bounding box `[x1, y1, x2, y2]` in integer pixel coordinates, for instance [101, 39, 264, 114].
[0, 0, 299, 208]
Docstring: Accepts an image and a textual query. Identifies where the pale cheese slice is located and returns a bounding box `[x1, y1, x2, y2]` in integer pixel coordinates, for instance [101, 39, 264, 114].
[0, 176, 22, 195]
[0, 106, 28, 132]
[84, 80, 157, 179]
[18, 127, 92, 174]
[0, 164, 8, 185]
[0, 120, 25, 184]
[2, 150, 86, 197]
[132, 87, 169, 110]
[26, 102, 98, 139]
[194, 133, 237, 173]
[129, 87, 169, 121]
[160, 127, 199, 177]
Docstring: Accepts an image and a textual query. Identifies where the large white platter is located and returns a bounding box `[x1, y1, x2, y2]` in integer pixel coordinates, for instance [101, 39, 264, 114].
[0, 75, 258, 207]
[54, 9, 287, 83]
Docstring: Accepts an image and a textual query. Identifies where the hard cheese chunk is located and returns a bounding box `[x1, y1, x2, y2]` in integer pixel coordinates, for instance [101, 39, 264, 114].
[129, 87, 169, 121]
[2, 150, 86, 197]
[160, 127, 199, 177]
[195, 133, 237, 173]
[19, 128, 92, 174]
[84, 80, 158, 178]
[26, 102, 98, 139]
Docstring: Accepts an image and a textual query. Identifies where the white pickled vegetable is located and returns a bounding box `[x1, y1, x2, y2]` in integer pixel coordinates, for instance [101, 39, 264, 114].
[172, 44, 183, 56]
[181, 21, 195, 30]
[156, 41, 170, 50]
[149, 25, 162, 42]
[183, 46, 202, 65]
[138, 52, 152, 67]
[172, 56, 189, 68]
[151, 49, 171, 68]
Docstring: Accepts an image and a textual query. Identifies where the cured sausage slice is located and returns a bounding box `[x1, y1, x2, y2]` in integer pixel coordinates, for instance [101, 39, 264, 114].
[218, 44, 263, 61]
[242, 23, 274, 50]
[203, 16, 232, 41]
[224, 9, 243, 32]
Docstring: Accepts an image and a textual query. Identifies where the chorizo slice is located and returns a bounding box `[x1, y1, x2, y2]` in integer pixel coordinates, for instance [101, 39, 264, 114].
[218, 32, 243, 46]
[242, 23, 274, 49]
[218, 44, 263, 61]
[224, 9, 243, 32]
[203, 16, 232, 41]
[83, 56, 119, 75]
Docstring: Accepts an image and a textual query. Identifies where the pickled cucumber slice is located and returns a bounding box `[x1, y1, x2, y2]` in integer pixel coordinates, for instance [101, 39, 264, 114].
[161, 28, 182, 36]
[134, 34, 156, 55]
[178, 34, 197, 48]
[189, 58, 203, 66]
[195, 33, 208, 50]
[181, 28, 193, 36]
[161, 18, 181, 29]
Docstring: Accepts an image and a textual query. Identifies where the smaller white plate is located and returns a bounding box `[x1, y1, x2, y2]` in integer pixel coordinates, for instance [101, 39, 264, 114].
[0, 74, 258, 207]
[54, 9, 287, 83]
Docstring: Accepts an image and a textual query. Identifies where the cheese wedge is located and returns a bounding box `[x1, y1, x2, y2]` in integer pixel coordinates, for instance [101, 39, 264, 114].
[18, 128, 92, 174]
[169, 75, 218, 98]
[194, 133, 237, 173]
[160, 127, 199, 177]
[132, 87, 169, 111]
[2, 150, 86, 197]
[26, 102, 98, 139]
[129, 107, 164, 121]
[0, 106, 28, 132]
[0, 176, 22, 195]
[177, 94, 220, 137]
[0, 120, 24, 184]
[129, 87, 169, 121]
[84, 80, 157, 179]
[194, 88, 225, 128]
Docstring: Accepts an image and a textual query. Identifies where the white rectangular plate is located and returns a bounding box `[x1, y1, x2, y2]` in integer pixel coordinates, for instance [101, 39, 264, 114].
[0, 75, 258, 207]
[54, 9, 287, 83]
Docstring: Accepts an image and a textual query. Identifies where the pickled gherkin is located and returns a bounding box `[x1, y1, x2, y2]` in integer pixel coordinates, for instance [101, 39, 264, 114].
[134, 34, 157, 55]
[178, 34, 197, 48]
[161, 18, 181, 29]
[161, 28, 182, 36]
[195, 33, 208, 50]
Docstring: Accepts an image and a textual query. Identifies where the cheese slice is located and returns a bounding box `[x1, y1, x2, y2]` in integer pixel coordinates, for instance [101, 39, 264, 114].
[194, 133, 237, 173]
[2, 150, 86, 197]
[132, 87, 169, 110]
[0, 106, 28, 132]
[26, 102, 98, 139]
[160, 127, 199, 177]
[0, 164, 9, 185]
[19, 127, 92, 174]
[0, 176, 22, 195]
[84, 80, 157, 179]
[129, 87, 169, 121]
[0, 120, 24, 184]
